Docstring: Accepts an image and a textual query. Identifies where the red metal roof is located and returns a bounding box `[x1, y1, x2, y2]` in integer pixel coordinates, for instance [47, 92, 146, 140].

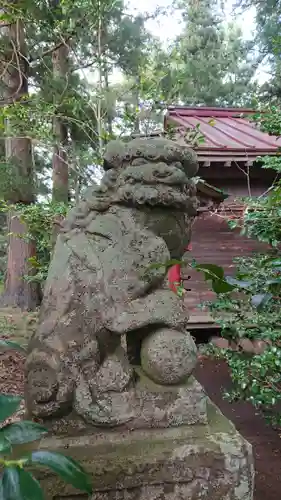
[165, 106, 281, 163]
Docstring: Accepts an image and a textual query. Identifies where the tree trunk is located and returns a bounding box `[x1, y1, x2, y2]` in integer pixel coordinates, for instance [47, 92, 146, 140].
[96, 11, 104, 160]
[52, 43, 69, 204]
[133, 74, 141, 134]
[0, 18, 41, 310]
[104, 66, 113, 137]
[0, 212, 7, 284]
[4, 212, 41, 309]
[51, 42, 69, 247]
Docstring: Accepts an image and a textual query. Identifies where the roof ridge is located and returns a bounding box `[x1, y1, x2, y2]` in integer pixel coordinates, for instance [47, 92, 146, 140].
[167, 106, 258, 117]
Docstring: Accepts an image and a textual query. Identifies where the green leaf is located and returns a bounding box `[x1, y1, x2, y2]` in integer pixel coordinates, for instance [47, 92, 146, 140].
[197, 136, 205, 144]
[195, 264, 234, 293]
[195, 263, 225, 280]
[225, 276, 253, 289]
[264, 257, 281, 267]
[0, 340, 26, 352]
[0, 395, 22, 424]
[228, 220, 238, 229]
[266, 279, 281, 286]
[18, 469, 44, 500]
[251, 293, 273, 310]
[0, 436, 12, 455]
[0, 476, 3, 498]
[2, 421, 48, 445]
[190, 258, 198, 268]
[146, 259, 183, 272]
[1, 466, 22, 500]
[164, 259, 184, 269]
[211, 279, 234, 294]
[30, 451, 92, 494]
[266, 278, 281, 293]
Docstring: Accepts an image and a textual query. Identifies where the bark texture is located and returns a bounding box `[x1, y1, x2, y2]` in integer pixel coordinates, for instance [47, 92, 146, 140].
[1, 16, 40, 309]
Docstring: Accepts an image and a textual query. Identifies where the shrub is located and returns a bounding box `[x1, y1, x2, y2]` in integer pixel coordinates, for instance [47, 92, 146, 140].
[205, 253, 281, 425]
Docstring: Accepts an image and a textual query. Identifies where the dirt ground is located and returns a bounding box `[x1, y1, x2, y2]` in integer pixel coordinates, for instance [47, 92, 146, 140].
[1, 310, 281, 499]
[0, 307, 36, 423]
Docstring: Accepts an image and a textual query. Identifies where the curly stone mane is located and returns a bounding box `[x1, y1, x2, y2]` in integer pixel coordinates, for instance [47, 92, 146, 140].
[61, 138, 198, 236]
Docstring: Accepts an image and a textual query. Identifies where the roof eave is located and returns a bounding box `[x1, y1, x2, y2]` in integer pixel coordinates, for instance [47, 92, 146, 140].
[196, 179, 229, 202]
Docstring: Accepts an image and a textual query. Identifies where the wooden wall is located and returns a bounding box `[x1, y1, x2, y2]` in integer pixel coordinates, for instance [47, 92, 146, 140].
[183, 164, 273, 313]
[183, 211, 269, 313]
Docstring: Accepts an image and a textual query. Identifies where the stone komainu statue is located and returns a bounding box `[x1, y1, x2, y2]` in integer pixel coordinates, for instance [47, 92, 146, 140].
[25, 137, 199, 427]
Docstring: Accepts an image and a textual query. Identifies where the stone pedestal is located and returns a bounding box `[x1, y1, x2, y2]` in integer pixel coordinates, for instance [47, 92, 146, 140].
[37, 399, 254, 500]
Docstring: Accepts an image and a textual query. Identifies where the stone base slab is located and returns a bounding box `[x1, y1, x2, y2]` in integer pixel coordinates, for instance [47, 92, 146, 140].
[37, 401, 254, 500]
[46, 375, 207, 435]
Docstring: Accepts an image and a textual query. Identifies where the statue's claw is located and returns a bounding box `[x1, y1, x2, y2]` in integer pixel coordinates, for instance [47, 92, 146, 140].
[25, 353, 74, 418]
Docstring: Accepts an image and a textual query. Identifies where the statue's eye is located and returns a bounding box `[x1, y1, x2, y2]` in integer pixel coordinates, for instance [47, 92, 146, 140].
[124, 154, 131, 161]
[131, 158, 148, 166]
[147, 153, 160, 161]
[174, 161, 184, 170]
[152, 169, 170, 178]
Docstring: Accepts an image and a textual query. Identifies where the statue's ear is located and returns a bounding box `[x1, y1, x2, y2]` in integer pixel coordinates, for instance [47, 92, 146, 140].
[103, 140, 126, 170]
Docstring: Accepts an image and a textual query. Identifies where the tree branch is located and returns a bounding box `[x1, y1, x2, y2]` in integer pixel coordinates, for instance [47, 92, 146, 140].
[29, 35, 73, 63]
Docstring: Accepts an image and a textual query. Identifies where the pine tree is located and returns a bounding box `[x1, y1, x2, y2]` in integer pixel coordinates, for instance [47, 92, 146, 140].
[216, 22, 258, 106]
[141, 0, 257, 107]
[175, 0, 226, 105]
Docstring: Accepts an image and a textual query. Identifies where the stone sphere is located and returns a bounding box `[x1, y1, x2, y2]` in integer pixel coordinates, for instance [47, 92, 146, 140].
[140, 329, 197, 385]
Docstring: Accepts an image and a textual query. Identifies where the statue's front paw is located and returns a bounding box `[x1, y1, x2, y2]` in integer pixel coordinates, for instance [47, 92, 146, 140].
[27, 364, 58, 403]
[74, 348, 136, 426]
[25, 355, 74, 418]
